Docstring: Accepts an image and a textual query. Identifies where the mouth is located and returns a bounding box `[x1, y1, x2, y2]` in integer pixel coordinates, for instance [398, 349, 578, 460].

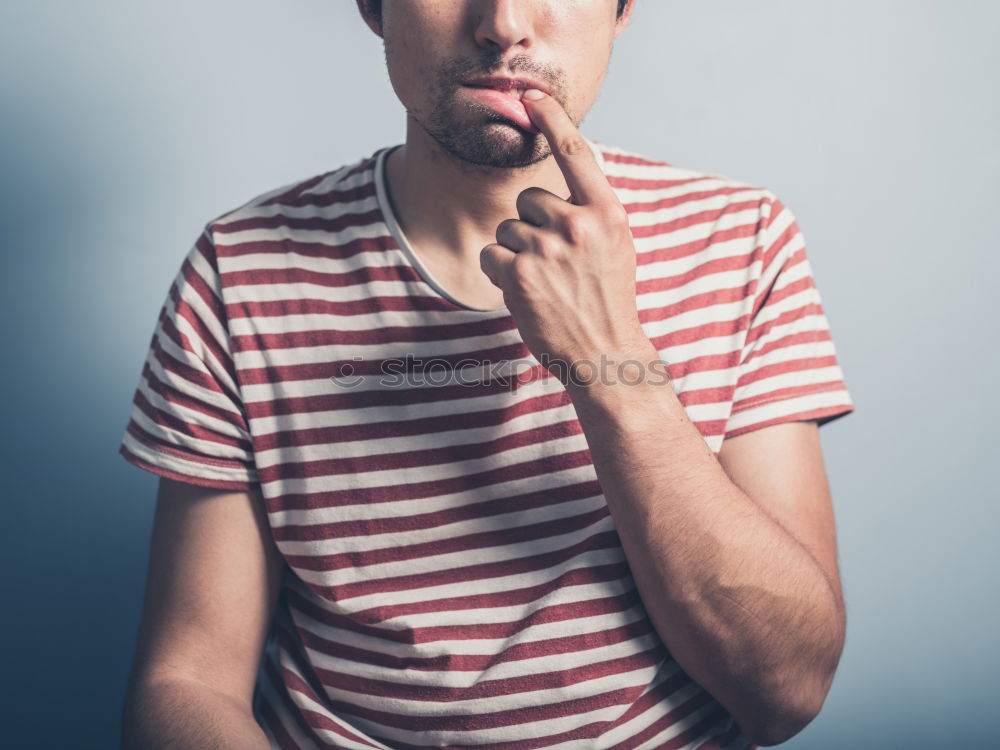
[465, 85, 531, 100]
[461, 78, 548, 133]
[463, 77, 550, 97]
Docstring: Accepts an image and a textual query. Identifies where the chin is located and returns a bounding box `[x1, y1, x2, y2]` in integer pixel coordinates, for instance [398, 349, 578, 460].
[447, 132, 546, 169]
[418, 106, 546, 168]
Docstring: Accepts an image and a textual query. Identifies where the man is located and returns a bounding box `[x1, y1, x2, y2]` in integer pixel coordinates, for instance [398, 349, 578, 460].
[119, 1, 855, 748]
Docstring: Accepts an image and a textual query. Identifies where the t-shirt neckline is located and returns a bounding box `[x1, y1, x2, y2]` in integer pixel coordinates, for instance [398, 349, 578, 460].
[373, 137, 608, 314]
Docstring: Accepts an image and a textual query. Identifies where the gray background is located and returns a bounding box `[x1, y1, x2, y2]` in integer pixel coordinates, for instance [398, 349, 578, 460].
[1, 1, 996, 747]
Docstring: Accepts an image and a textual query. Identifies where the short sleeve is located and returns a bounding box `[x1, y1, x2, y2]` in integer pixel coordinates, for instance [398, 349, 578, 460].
[724, 193, 856, 440]
[118, 228, 259, 490]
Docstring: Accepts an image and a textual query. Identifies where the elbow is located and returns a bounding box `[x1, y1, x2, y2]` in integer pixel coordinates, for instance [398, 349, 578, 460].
[737, 686, 826, 747]
[743, 708, 818, 747]
[739, 622, 844, 744]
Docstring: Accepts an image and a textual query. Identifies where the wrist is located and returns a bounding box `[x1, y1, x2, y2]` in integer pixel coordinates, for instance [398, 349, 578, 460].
[540, 343, 672, 400]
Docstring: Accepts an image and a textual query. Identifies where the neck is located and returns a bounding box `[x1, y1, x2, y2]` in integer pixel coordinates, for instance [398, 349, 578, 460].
[384, 115, 577, 266]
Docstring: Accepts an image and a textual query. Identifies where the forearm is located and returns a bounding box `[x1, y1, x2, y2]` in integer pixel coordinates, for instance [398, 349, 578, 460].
[122, 677, 271, 750]
[564, 348, 844, 743]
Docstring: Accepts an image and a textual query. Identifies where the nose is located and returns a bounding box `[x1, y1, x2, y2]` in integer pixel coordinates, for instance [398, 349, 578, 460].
[473, 0, 534, 52]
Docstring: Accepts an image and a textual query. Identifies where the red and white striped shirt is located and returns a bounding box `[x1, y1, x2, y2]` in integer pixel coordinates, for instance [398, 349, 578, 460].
[119, 137, 854, 749]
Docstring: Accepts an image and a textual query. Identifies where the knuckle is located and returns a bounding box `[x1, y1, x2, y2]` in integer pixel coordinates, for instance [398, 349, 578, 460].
[557, 135, 588, 157]
[590, 200, 629, 234]
[559, 213, 589, 244]
[510, 255, 535, 288]
[534, 235, 562, 260]
[604, 200, 630, 226]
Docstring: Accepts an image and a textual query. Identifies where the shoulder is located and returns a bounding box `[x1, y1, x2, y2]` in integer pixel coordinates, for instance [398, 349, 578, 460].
[587, 137, 782, 219]
[202, 147, 386, 239]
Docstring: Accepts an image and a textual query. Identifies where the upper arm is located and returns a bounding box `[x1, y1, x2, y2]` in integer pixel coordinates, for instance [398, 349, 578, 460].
[717, 420, 844, 613]
[127, 477, 286, 708]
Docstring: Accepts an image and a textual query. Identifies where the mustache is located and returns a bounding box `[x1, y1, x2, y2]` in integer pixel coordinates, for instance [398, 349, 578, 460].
[439, 53, 563, 94]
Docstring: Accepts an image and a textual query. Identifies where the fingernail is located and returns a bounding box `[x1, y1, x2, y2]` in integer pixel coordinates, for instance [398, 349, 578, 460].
[522, 88, 545, 101]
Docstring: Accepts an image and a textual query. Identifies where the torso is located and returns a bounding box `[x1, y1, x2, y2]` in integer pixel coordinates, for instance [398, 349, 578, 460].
[171, 139, 851, 750]
[413, 247, 508, 311]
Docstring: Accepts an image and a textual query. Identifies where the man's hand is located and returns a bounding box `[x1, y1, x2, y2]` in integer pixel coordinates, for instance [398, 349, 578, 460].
[479, 89, 648, 372]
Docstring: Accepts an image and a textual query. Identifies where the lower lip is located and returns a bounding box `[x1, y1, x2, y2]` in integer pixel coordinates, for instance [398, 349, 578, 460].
[462, 86, 540, 134]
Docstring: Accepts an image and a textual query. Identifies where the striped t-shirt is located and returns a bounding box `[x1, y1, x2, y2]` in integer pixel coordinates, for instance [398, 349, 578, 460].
[119, 136, 854, 750]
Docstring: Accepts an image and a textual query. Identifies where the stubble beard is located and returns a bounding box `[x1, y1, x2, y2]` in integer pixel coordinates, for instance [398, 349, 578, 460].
[391, 49, 567, 171]
[420, 104, 551, 171]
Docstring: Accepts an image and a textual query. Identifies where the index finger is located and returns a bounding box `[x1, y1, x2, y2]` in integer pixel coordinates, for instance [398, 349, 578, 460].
[521, 89, 611, 207]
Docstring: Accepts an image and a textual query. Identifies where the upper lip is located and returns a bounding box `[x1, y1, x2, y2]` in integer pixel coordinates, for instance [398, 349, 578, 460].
[463, 76, 550, 95]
